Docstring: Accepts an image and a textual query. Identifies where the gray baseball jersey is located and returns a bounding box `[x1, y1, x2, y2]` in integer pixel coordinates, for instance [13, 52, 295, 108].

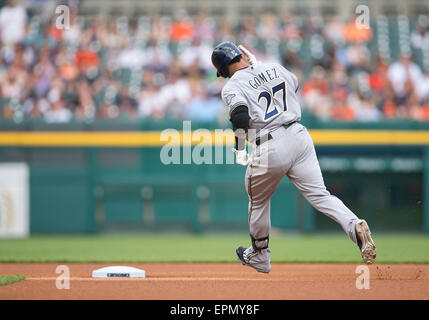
[221, 61, 361, 272]
[221, 62, 301, 141]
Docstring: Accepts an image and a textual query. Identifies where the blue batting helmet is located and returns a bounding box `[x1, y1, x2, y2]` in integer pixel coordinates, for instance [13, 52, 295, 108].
[211, 42, 242, 78]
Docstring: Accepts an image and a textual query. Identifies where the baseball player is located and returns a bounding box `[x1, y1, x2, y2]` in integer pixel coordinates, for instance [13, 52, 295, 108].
[211, 42, 376, 273]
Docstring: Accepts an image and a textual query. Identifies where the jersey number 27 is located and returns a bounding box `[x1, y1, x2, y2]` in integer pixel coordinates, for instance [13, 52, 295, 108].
[258, 81, 288, 121]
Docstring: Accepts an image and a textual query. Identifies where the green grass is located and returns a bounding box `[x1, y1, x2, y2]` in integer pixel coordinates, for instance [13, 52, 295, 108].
[0, 233, 428, 263]
[0, 275, 26, 286]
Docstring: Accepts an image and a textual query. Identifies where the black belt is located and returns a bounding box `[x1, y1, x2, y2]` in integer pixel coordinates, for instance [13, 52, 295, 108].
[255, 133, 272, 146]
[255, 121, 297, 146]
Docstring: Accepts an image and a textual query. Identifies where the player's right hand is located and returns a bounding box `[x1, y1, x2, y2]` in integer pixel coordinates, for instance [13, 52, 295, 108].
[238, 45, 258, 66]
[232, 148, 251, 166]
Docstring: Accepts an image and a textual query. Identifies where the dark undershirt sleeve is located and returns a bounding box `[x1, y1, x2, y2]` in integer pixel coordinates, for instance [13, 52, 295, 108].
[230, 105, 250, 150]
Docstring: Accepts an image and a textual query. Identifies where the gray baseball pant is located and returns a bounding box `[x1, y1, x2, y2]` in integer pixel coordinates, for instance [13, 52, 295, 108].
[245, 123, 359, 252]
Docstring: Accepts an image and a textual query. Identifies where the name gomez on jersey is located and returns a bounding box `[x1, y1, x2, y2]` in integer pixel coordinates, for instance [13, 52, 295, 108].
[221, 62, 301, 139]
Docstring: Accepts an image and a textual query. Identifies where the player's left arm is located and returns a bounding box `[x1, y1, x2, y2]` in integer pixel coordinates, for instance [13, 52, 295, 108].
[221, 85, 251, 166]
[230, 106, 250, 151]
[230, 105, 251, 166]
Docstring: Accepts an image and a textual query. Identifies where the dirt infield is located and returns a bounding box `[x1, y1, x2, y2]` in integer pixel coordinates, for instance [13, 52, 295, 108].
[0, 263, 428, 299]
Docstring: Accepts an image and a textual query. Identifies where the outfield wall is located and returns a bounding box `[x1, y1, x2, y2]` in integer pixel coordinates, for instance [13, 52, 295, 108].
[0, 117, 427, 234]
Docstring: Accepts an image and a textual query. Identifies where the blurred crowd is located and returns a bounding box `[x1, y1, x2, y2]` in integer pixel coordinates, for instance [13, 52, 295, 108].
[1, 0, 429, 123]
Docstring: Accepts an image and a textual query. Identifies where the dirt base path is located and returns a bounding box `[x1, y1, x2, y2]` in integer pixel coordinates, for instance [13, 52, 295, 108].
[0, 263, 428, 300]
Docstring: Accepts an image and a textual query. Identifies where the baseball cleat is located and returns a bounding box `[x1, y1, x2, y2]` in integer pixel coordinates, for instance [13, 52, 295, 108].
[236, 246, 247, 265]
[236, 246, 271, 273]
[355, 220, 376, 264]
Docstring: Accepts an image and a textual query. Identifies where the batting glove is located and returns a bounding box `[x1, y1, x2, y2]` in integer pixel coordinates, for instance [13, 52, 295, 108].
[238, 45, 258, 66]
[232, 148, 251, 166]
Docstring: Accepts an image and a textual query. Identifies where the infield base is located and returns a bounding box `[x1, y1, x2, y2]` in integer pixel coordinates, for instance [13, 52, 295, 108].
[92, 266, 146, 278]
